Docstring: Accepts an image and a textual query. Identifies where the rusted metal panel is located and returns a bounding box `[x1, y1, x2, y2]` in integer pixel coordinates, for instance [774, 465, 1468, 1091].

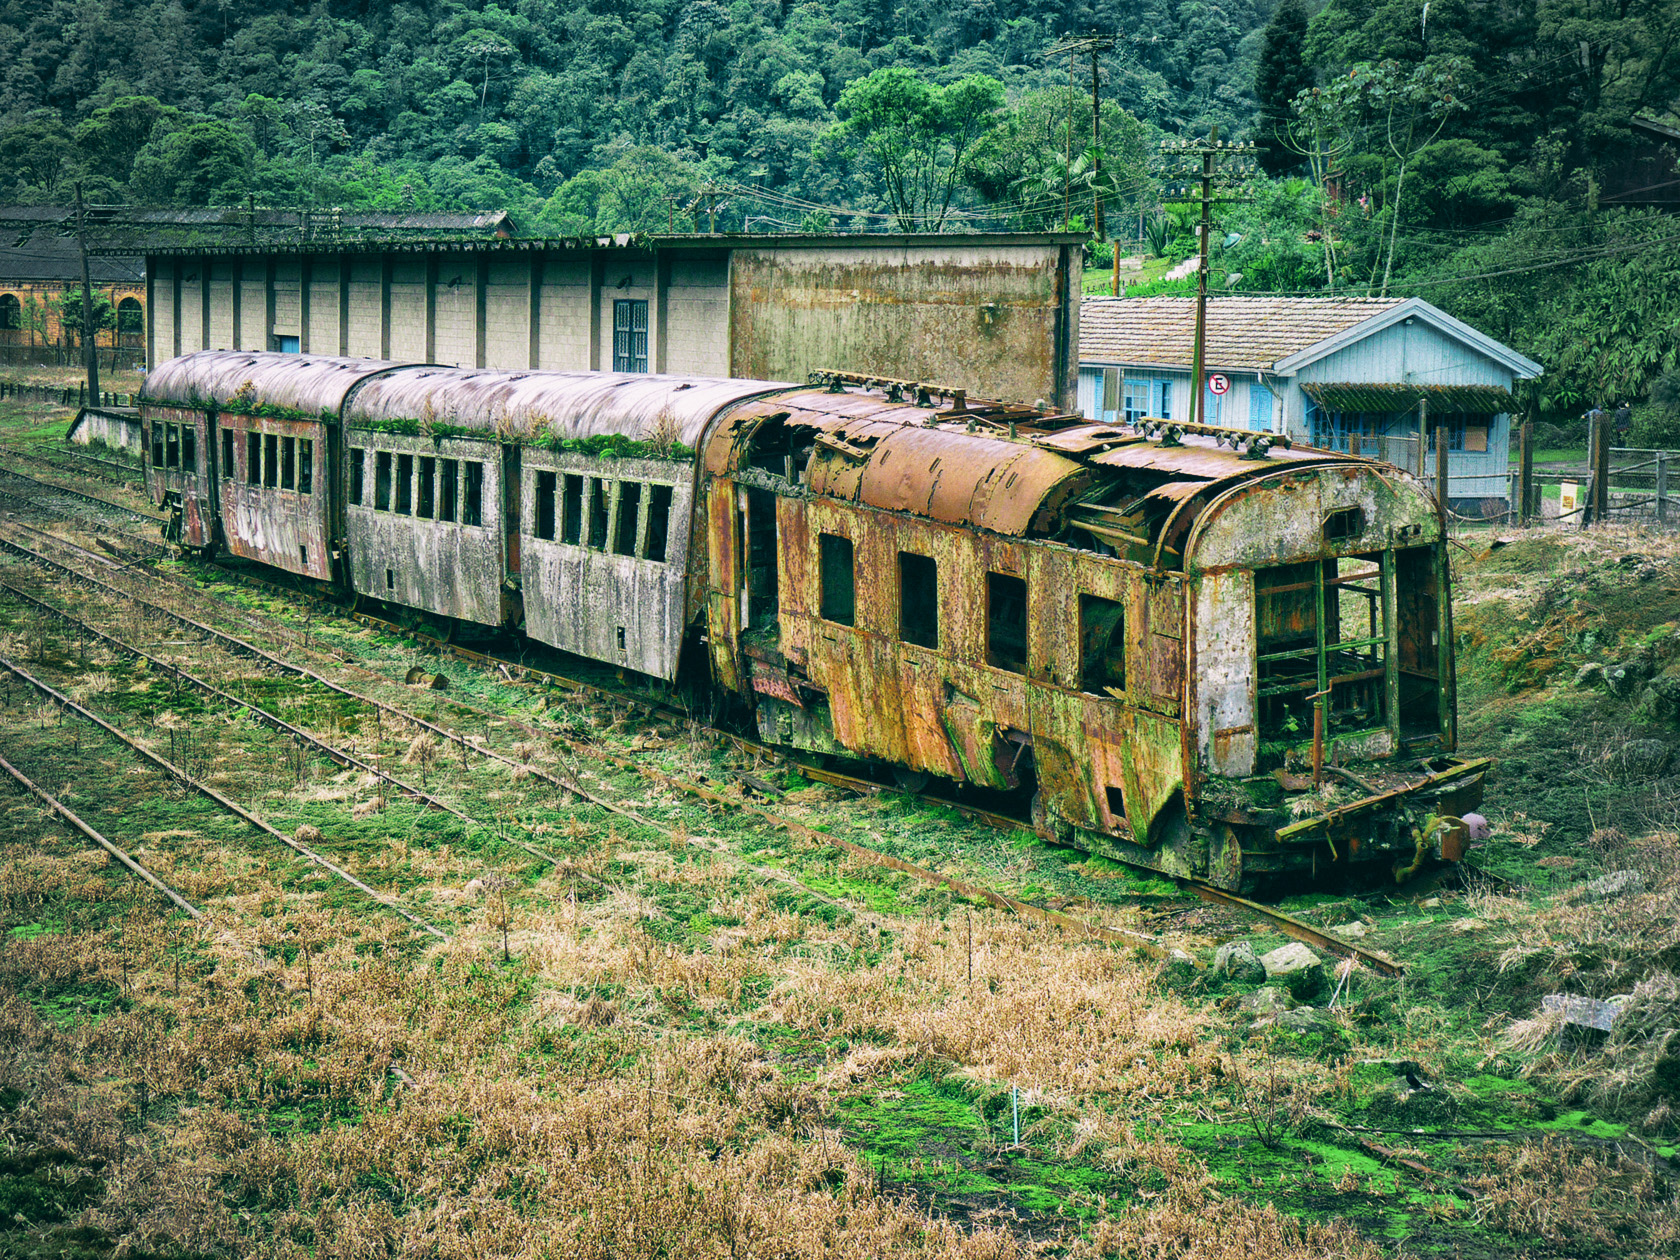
[1195, 569, 1257, 777]
[704, 478, 745, 692]
[521, 451, 693, 679]
[1090, 433, 1336, 478]
[346, 432, 503, 625]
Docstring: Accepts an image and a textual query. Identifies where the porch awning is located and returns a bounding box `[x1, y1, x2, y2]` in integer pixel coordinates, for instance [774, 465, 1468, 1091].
[1300, 382, 1515, 414]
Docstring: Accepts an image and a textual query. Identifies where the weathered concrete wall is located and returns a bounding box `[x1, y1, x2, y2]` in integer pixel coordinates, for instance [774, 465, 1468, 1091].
[348, 259, 382, 359]
[729, 242, 1079, 408]
[485, 257, 530, 369]
[432, 253, 477, 367]
[389, 259, 428, 361]
[69, 407, 144, 457]
[664, 256, 730, 376]
[539, 257, 592, 369]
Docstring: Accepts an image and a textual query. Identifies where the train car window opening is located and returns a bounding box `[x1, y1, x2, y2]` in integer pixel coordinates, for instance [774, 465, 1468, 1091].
[1396, 546, 1441, 736]
[246, 432, 261, 486]
[165, 424, 179, 468]
[819, 534, 855, 626]
[986, 572, 1028, 673]
[395, 454, 414, 514]
[299, 439, 313, 495]
[1078, 594, 1125, 693]
[348, 447, 364, 506]
[1323, 506, 1365, 541]
[462, 461, 484, 526]
[1255, 556, 1390, 744]
[281, 437, 295, 491]
[386, 568, 395, 591]
[416, 457, 435, 518]
[439, 460, 458, 522]
[151, 425, 164, 468]
[263, 435, 279, 488]
[613, 299, 648, 372]
[744, 487, 780, 630]
[561, 474, 583, 544]
[898, 552, 939, 649]
[374, 451, 392, 511]
[1105, 786, 1126, 820]
[586, 478, 609, 548]
[644, 484, 672, 562]
[181, 425, 196, 473]
[534, 471, 557, 540]
[220, 428, 232, 478]
[299, 546, 307, 566]
[614, 482, 642, 556]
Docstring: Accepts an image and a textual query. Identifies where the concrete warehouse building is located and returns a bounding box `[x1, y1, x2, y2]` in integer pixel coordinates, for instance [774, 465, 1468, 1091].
[141, 233, 1086, 410]
[1078, 295, 1543, 513]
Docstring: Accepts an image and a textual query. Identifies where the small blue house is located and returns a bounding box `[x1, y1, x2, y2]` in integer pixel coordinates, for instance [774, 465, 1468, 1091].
[1078, 295, 1543, 513]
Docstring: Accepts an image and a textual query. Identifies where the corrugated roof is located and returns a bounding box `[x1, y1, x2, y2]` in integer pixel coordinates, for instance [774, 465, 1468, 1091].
[144, 351, 409, 415]
[1301, 382, 1515, 414]
[1080, 295, 1405, 370]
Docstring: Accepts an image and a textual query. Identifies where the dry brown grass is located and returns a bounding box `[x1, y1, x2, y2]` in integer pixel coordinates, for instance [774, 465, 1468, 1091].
[1462, 1136, 1680, 1251]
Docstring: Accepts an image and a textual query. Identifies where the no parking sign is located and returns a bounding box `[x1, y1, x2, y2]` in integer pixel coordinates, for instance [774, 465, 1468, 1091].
[1207, 373, 1230, 395]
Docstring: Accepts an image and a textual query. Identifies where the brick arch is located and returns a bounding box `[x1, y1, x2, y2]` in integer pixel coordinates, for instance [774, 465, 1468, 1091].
[0, 292, 20, 332]
[116, 295, 144, 334]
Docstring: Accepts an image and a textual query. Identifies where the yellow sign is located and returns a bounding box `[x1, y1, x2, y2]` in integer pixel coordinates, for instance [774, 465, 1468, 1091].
[1559, 482, 1580, 515]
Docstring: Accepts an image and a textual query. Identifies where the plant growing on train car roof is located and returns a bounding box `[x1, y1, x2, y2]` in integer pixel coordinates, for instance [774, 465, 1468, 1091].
[644, 406, 682, 459]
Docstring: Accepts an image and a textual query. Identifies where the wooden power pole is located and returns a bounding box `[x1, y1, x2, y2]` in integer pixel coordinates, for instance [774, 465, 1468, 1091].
[74, 184, 100, 405]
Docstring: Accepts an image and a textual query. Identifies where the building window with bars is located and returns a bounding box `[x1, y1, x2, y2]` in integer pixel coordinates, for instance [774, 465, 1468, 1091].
[613, 299, 648, 373]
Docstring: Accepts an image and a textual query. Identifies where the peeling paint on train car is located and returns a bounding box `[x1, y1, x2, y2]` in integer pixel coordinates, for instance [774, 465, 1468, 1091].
[521, 451, 695, 679]
[215, 412, 333, 580]
[346, 432, 504, 626]
[142, 405, 214, 549]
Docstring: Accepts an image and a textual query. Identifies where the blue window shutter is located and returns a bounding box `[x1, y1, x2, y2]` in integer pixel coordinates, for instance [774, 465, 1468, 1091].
[1249, 387, 1273, 432]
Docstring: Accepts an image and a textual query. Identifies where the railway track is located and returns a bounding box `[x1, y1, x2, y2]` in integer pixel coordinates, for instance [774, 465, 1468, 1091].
[0, 464, 165, 525]
[1, 443, 143, 489]
[0, 454, 1409, 976]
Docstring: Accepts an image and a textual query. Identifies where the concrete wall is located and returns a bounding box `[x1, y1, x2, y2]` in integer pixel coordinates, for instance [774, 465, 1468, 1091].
[148, 238, 1080, 406]
[730, 241, 1079, 408]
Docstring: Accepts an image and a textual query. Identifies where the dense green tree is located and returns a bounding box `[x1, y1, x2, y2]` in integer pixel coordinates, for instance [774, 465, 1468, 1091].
[1253, 0, 1312, 175]
[129, 120, 254, 205]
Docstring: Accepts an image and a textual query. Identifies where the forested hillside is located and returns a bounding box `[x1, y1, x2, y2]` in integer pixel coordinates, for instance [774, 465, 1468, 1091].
[1, 0, 1678, 415]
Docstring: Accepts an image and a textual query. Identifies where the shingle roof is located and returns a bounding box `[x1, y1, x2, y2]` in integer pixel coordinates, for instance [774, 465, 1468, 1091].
[1080, 295, 1406, 371]
[0, 229, 143, 285]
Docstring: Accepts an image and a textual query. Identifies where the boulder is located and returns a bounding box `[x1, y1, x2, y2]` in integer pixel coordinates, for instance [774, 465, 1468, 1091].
[1239, 985, 1294, 1017]
[1619, 738, 1673, 778]
[1637, 675, 1680, 723]
[1604, 661, 1651, 698]
[1212, 940, 1266, 983]
[1577, 869, 1645, 902]
[1573, 662, 1605, 688]
[1259, 943, 1327, 1000]
[1330, 920, 1368, 941]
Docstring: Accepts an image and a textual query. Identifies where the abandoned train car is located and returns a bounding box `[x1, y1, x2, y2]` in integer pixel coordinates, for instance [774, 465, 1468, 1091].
[140, 350, 1487, 890]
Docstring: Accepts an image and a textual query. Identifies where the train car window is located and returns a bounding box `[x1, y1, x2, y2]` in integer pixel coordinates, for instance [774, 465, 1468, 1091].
[416, 457, 435, 518]
[534, 471, 557, 540]
[819, 534, 855, 625]
[644, 484, 672, 562]
[281, 437, 296, 491]
[182, 425, 196, 473]
[898, 552, 938, 648]
[348, 448, 364, 505]
[151, 424, 164, 468]
[395, 454, 414, 514]
[462, 461, 483, 526]
[1078, 595, 1126, 694]
[439, 459, 458, 522]
[986, 572, 1028, 673]
[374, 451, 392, 510]
[165, 424, 179, 468]
[561, 474, 583, 544]
[586, 477, 609, 548]
[299, 440, 313, 495]
[223, 430, 236, 483]
[246, 432, 261, 486]
[263, 434, 279, 488]
[614, 483, 642, 556]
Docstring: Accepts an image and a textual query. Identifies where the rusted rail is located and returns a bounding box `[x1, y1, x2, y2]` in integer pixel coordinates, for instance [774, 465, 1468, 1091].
[0, 653, 449, 941]
[1186, 881, 1404, 977]
[2, 443, 141, 488]
[0, 749, 204, 920]
[0, 465, 166, 524]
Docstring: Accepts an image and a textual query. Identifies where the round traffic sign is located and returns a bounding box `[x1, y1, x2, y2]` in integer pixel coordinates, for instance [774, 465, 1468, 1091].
[1207, 373, 1231, 396]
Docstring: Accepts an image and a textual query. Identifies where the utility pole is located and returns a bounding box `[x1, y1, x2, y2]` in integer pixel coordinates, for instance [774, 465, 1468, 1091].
[1160, 130, 1255, 427]
[74, 183, 99, 405]
[688, 186, 728, 234]
[1044, 34, 1117, 239]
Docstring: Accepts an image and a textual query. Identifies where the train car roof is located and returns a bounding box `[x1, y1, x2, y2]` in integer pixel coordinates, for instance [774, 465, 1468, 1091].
[143, 351, 412, 415]
[344, 369, 796, 448]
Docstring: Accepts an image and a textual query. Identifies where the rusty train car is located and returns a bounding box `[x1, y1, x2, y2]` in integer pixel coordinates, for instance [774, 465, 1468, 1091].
[141, 351, 1486, 890]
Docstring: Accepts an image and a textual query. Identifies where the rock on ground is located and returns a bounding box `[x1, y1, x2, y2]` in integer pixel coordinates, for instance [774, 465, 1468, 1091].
[1212, 940, 1266, 983]
[1577, 869, 1646, 902]
[1259, 942, 1327, 1000]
